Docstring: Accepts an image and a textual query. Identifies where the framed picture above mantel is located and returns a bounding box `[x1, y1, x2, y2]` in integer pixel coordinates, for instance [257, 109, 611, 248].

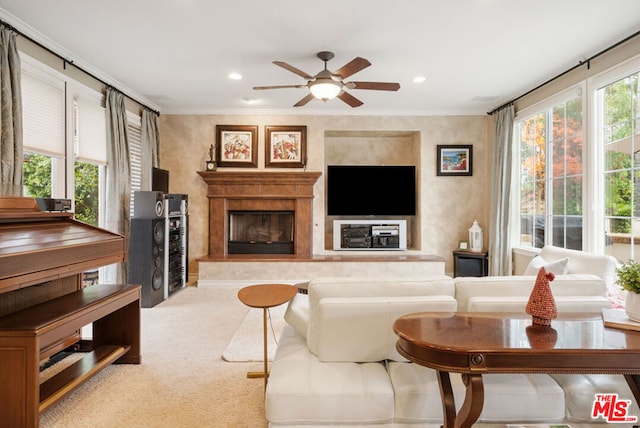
[265, 125, 307, 168]
[216, 125, 258, 168]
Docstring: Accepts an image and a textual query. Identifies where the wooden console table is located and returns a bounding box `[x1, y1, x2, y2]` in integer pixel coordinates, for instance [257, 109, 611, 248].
[393, 312, 640, 428]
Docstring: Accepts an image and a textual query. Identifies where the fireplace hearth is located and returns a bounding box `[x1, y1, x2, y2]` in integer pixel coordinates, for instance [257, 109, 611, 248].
[198, 171, 321, 258]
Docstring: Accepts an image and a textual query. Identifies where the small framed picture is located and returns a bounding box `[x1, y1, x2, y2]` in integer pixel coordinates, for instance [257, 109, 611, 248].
[216, 125, 258, 168]
[265, 125, 307, 168]
[459, 241, 469, 250]
[437, 145, 473, 176]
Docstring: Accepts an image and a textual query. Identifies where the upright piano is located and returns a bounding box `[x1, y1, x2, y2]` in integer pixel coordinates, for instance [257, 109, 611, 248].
[0, 196, 126, 355]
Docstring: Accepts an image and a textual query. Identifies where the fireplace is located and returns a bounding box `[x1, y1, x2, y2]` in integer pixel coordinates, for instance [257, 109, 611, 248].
[198, 171, 321, 258]
[228, 211, 294, 254]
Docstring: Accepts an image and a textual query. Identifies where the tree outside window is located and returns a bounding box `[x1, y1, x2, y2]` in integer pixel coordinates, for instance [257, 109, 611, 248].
[603, 72, 639, 261]
[518, 96, 583, 250]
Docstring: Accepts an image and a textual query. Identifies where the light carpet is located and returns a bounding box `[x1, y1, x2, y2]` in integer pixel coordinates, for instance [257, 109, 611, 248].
[39, 286, 270, 428]
[222, 304, 287, 362]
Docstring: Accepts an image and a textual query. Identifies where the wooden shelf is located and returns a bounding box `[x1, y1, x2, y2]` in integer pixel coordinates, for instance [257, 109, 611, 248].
[39, 345, 130, 413]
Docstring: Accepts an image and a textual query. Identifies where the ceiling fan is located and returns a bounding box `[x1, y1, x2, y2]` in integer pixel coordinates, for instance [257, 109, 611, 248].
[253, 51, 400, 108]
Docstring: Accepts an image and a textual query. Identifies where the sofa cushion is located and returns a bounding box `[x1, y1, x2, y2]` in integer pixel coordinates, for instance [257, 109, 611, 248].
[455, 274, 607, 312]
[309, 295, 457, 362]
[305, 276, 457, 362]
[540, 246, 618, 287]
[308, 276, 456, 307]
[266, 325, 395, 425]
[524, 255, 569, 275]
[550, 374, 640, 423]
[283, 292, 309, 339]
[389, 362, 566, 423]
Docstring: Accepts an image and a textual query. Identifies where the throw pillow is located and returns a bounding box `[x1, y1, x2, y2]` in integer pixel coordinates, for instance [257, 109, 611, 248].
[524, 256, 569, 276]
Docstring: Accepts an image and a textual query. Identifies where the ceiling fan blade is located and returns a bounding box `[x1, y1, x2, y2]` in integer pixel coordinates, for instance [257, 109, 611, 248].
[273, 61, 314, 80]
[293, 93, 315, 107]
[253, 84, 307, 90]
[337, 91, 364, 108]
[333, 57, 371, 79]
[347, 81, 401, 91]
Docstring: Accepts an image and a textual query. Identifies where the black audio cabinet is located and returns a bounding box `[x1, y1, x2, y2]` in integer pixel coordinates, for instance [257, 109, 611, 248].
[129, 191, 188, 308]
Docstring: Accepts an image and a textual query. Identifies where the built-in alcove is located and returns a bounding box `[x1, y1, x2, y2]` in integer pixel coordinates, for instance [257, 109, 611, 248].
[323, 130, 421, 251]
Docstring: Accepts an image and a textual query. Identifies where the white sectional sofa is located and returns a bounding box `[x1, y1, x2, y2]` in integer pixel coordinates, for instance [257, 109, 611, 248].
[265, 247, 640, 427]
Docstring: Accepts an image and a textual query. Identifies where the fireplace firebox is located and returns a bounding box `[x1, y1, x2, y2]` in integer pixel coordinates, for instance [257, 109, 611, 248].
[228, 211, 294, 254]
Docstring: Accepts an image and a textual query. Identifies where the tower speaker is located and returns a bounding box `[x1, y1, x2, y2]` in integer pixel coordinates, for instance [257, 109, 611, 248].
[133, 190, 166, 218]
[129, 217, 166, 308]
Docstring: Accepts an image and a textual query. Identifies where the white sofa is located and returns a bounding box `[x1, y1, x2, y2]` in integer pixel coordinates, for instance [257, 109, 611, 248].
[455, 245, 616, 313]
[265, 247, 638, 427]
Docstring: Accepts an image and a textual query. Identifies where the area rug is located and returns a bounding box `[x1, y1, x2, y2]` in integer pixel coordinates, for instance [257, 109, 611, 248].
[222, 304, 287, 362]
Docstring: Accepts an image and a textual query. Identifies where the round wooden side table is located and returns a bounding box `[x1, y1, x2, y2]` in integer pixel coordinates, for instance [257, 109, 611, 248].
[237, 283, 298, 390]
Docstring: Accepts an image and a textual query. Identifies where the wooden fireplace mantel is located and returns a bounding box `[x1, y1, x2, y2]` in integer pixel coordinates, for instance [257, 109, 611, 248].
[198, 171, 322, 259]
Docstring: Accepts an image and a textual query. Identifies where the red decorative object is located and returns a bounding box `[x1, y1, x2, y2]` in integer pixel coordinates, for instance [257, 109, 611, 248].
[526, 267, 557, 326]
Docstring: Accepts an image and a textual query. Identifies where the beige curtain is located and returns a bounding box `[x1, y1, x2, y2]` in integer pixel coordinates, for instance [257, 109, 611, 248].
[141, 108, 160, 190]
[488, 104, 515, 276]
[0, 26, 22, 196]
[105, 87, 131, 284]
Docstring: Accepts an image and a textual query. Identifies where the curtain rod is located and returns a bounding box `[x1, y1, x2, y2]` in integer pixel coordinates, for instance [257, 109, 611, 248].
[0, 20, 160, 116]
[487, 29, 640, 116]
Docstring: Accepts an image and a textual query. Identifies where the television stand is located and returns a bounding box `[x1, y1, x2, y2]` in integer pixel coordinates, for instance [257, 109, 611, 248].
[333, 220, 407, 250]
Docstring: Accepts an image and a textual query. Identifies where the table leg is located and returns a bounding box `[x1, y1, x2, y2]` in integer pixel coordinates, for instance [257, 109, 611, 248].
[436, 370, 457, 427]
[263, 307, 268, 390]
[246, 308, 269, 392]
[624, 374, 640, 408]
[435, 371, 484, 428]
[457, 373, 484, 428]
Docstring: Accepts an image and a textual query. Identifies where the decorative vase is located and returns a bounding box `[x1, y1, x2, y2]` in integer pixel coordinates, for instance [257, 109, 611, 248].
[526, 267, 557, 326]
[625, 292, 640, 322]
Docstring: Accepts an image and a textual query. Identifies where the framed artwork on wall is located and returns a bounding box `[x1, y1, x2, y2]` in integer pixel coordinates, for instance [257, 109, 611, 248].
[265, 125, 307, 168]
[436, 144, 473, 176]
[216, 125, 258, 168]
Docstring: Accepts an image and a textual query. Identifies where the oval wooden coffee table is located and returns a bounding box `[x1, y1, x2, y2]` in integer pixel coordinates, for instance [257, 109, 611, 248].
[394, 312, 640, 427]
[237, 283, 298, 390]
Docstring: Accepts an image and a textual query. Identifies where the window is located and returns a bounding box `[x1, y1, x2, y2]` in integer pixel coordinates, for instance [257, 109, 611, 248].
[598, 70, 640, 262]
[21, 56, 109, 285]
[22, 152, 52, 198]
[516, 91, 584, 250]
[21, 59, 66, 198]
[72, 88, 107, 226]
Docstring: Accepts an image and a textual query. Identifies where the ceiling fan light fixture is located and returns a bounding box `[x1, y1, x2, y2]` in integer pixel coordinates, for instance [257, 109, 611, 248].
[309, 80, 341, 101]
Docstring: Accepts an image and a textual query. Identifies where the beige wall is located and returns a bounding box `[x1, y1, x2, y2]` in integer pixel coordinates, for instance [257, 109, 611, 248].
[159, 114, 493, 276]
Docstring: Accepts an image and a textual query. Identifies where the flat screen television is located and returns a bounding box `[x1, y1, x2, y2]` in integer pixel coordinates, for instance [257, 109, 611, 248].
[152, 167, 169, 193]
[326, 165, 416, 216]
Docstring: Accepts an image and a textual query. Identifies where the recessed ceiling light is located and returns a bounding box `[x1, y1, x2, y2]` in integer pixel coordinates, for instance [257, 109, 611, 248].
[413, 76, 426, 83]
[229, 72, 243, 80]
[243, 97, 259, 104]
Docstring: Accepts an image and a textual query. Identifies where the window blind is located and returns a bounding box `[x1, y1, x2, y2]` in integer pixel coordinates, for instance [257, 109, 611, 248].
[21, 70, 65, 156]
[74, 92, 107, 164]
[128, 112, 142, 216]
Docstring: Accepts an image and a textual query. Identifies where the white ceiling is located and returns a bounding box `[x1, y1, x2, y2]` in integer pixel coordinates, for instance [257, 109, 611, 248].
[0, 0, 639, 116]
